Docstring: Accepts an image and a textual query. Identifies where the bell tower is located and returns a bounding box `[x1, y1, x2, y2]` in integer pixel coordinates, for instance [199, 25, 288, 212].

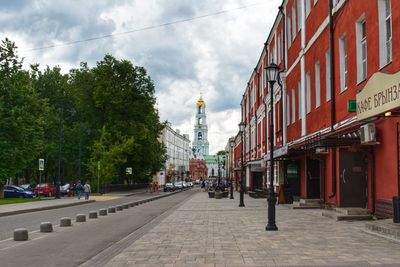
[192, 95, 209, 159]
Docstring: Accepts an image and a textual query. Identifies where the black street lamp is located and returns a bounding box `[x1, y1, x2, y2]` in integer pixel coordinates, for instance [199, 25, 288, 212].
[265, 62, 279, 231]
[238, 122, 245, 207]
[229, 139, 235, 199]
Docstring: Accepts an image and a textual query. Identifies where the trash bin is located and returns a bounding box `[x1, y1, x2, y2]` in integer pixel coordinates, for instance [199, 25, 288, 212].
[393, 196, 400, 223]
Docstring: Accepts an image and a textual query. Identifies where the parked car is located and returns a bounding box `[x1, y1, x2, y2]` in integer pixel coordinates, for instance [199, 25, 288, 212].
[4, 185, 35, 198]
[34, 183, 56, 197]
[164, 183, 175, 192]
[174, 181, 183, 190]
[60, 183, 70, 196]
[186, 182, 193, 188]
[19, 184, 35, 192]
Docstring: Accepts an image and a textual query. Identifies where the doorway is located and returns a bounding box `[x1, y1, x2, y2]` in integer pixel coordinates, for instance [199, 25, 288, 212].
[339, 149, 368, 208]
[307, 158, 321, 199]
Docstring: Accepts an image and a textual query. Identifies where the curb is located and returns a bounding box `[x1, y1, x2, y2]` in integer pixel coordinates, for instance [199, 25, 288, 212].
[0, 200, 96, 217]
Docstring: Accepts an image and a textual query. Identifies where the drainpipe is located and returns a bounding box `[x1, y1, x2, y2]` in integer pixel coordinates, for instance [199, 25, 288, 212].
[278, 5, 287, 146]
[328, 0, 337, 199]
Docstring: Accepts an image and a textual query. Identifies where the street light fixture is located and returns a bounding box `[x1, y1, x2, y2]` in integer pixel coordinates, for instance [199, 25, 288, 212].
[265, 62, 279, 231]
[229, 139, 235, 199]
[238, 122, 245, 207]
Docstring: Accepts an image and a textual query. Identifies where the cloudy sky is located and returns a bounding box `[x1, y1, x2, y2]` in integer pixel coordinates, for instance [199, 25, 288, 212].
[1, 0, 280, 154]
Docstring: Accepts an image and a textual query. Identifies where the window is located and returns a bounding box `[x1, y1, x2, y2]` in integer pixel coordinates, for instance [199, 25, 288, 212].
[356, 18, 367, 82]
[287, 94, 290, 126]
[305, 0, 311, 17]
[339, 35, 348, 91]
[378, 0, 392, 67]
[287, 15, 292, 47]
[314, 0, 318, 5]
[292, 5, 297, 39]
[306, 72, 311, 113]
[298, 81, 302, 119]
[325, 50, 331, 101]
[259, 70, 263, 97]
[198, 132, 202, 140]
[277, 35, 281, 64]
[315, 62, 321, 108]
[292, 89, 296, 123]
[297, 0, 302, 31]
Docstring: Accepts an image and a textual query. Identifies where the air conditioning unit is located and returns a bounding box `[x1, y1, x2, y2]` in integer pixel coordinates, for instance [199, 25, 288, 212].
[315, 147, 328, 154]
[360, 123, 376, 144]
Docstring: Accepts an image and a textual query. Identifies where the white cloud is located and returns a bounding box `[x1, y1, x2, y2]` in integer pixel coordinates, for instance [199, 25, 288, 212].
[0, 0, 281, 154]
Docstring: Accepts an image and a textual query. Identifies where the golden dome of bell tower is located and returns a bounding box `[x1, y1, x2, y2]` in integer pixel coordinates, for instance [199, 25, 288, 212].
[196, 95, 206, 107]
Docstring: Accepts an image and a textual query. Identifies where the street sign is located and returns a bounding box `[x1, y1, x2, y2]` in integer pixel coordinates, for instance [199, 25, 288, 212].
[39, 159, 45, 171]
[126, 167, 132, 175]
[348, 100, 356, 113]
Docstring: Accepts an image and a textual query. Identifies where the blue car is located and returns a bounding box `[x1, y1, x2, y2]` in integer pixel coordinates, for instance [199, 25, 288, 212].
[4, 185, 35, 198]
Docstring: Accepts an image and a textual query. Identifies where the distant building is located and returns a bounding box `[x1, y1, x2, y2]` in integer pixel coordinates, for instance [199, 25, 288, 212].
[157, 124, 190, 185]
[189, 159, 208, 181]
[192, 95, 209, 159]
[204, 154, 226, 180]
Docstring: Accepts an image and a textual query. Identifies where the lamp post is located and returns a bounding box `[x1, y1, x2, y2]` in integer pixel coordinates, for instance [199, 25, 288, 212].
[238, 122, 245, 207]
[265, 62, 279, 231]
[229, 139, 235, 199]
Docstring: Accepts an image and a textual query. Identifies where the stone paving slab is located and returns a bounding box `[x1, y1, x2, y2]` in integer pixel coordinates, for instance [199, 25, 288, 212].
[105, 192, 400, 267]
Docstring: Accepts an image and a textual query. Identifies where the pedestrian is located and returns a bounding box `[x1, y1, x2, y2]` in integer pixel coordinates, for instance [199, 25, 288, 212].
[76, 180, 83, 200]
[83, 180, 91, 200]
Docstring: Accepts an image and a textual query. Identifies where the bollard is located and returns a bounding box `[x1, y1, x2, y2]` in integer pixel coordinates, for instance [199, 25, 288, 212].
[99, 209, 107, 216]
[40, 222, 53, 233]
[60, 217, 72, 227]
[76, 214, 86, 222]
[89, 211, 98, 219]
[123, 203, 129, 209]
[116, 205, 123, 211]
[14, 228, 28, 241]
[108, 206, 116, 213]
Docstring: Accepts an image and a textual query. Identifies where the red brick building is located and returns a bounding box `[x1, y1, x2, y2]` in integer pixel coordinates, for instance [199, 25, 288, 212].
[189, 159, 208, 181]
[236, 0, 400, 217]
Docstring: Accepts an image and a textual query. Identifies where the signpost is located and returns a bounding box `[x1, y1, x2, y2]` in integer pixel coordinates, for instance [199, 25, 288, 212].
[126, 167, 133, 184]
[97, 161, 100, 194]
[38, 158, 44, 186]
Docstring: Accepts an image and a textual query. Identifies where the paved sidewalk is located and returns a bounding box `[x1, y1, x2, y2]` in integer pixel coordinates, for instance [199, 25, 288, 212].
[106, 192, 400, 267]
[0, 189, 148, 216]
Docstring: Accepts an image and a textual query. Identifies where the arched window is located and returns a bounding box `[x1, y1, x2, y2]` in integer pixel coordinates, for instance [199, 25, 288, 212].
[198, 132, 202, 140]
[198, 106, 202, 114]
[198, 118, 202, 125]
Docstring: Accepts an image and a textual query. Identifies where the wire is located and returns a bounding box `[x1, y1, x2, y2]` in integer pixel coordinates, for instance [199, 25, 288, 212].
[23, 1, 267, 52]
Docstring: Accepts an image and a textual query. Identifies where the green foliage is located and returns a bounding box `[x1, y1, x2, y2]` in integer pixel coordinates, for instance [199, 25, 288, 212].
[0, 38, 166, 189]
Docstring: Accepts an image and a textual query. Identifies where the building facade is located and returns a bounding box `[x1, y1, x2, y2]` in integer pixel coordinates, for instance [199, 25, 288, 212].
[237, 0, 400, 217]
[192, 96, 210, 159]
[189, 159, 208, 181]
[157, 124, 191, 185]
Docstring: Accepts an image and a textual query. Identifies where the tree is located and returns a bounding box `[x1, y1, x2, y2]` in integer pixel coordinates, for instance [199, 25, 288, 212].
[0, 39, 46, 189]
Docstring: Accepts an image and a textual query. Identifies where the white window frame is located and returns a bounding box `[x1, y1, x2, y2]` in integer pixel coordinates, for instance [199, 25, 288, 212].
[306, 72, 311, 113]
[297, 0, 302, 31]
[356, 17, 367, 83]
[298, 81, 302, 119]
[378, 0, 392, 68]
[339, 34, 348, 92]
[314, 0, 318, 5]
[315, 61, 321, 108]
[287, 15, 292, 47]
[305, 0, 311, 17]
[325, 49, 331, 101]
[292, 5, 297, 39]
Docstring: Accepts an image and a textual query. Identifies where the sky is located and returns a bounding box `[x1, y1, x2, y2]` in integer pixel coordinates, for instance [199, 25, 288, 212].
[0, 0, 281, 154]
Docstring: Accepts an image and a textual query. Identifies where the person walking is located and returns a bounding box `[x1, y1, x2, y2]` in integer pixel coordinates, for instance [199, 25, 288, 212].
[83, 180, 91, 200]
[76, 180, 83, 200]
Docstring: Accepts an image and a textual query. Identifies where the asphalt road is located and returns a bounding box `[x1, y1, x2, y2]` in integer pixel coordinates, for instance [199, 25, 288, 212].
[0, 189, 194, 267]
[0, 191, 173, 241]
